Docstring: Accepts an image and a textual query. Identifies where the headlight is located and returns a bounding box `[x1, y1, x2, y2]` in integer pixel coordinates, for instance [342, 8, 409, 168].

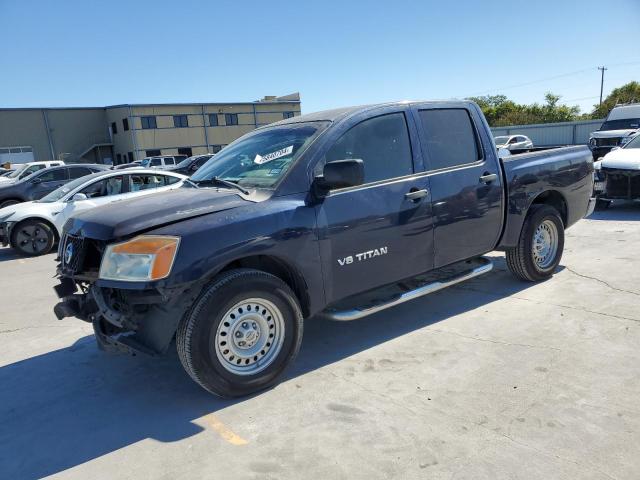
[589, 137, 596, 147]
[99, 235, 180, 281]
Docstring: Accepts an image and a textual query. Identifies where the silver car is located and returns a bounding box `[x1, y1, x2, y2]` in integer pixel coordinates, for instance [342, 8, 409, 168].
[494, 135, 533, 152]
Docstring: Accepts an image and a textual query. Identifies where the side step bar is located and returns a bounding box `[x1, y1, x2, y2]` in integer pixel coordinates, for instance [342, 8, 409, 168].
[322, 257, 493, 321]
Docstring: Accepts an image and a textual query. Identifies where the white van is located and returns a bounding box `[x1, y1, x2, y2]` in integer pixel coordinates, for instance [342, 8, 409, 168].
[140, 155, 188, 170]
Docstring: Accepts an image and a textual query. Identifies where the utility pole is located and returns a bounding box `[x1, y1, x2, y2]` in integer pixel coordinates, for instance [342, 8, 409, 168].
[598, 66, 607, 105]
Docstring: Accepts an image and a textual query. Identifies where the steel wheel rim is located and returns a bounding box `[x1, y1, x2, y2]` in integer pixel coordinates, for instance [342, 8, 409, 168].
[532, 219, 558, 269]
[15, 225, 50, 254]
[214, 298, 285, 376]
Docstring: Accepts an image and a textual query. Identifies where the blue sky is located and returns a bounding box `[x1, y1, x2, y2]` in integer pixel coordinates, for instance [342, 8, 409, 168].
[1, 0, 638, 115]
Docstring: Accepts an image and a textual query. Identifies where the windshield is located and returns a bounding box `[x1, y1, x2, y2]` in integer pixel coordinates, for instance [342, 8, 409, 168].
[600, 118, 640, 131]
[624, 135, 640, 149]
[191, 122, 327, 188]
[6, 164, 30, 179]
[494, 136, 510, 145]
[175, 155, 204, 168]
[38, 174, 96, 203]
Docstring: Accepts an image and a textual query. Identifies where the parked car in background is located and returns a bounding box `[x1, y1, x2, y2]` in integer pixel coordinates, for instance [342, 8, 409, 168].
[0, 161, 65, 184]
[54, 100, 594, 398]
[494, 135, 534, 152]
[113, 160, 142, 170]
[589, 103, 640, 159]
[140, 155, 188, 170]
[0, 164, 108, 208]
[0, 169, 186, 256]
[593, 133, 640, 208]
[166, 154, 214, 175]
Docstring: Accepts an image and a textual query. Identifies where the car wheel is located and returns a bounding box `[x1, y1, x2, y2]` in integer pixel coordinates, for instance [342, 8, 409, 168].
[176, 268, 304, 397]
[10, 219, 56, 256]
[506, 204, 564, 282]
[0, 199, 20, 209]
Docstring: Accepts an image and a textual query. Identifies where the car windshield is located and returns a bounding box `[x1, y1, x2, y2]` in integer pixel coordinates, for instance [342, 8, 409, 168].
[38, 174, 96, 203]
[600, 118, 640, 131]
[191, 122, 328, 188]
[175, 156, 202, 168]
[624, 135, 640, 149]
[6, 164, 31, 179]
[494, 136, 510, 144]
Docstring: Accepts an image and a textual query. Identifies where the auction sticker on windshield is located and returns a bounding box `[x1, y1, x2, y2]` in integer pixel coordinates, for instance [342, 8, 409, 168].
[254, 146, 293, 165]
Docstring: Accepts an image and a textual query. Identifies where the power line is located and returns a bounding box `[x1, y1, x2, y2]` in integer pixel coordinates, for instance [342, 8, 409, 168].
[463, 60, 640, 98]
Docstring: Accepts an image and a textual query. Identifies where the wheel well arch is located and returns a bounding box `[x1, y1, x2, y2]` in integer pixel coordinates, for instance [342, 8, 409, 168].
[10, 217, 60, 245]
[216, 255, 311, 318]
[531, 190, 567, 226]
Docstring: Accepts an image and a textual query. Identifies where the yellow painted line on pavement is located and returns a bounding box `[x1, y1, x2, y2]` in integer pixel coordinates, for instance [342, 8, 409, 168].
[202, 413, 248, 445]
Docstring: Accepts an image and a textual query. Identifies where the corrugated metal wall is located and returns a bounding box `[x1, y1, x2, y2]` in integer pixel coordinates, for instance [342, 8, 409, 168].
[491, 119, 603, 146]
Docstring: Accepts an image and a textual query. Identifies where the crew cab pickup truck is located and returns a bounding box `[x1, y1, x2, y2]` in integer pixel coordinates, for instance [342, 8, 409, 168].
[53, 101, 595, 397]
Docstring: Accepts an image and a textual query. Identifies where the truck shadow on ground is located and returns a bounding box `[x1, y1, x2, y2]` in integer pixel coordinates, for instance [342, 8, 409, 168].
[0, 246, 24, 263]
[1, 257, 534, 479]
[588, 201, 640, 222]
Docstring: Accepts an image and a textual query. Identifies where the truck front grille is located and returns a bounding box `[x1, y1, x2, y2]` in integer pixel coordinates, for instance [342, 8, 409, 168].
[60, 234, 87, 274]
[602, 168, 640, 199]
[595, 137, 620, 147]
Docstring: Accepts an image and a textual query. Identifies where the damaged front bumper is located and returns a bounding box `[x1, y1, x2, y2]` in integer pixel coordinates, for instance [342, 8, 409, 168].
[53, 277, 193, 356]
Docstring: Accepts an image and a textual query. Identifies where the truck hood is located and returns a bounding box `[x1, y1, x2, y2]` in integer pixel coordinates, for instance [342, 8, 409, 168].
[599, 149, 640, 170]
[65, 187, 252, 240]
[591, 129, 638, 139]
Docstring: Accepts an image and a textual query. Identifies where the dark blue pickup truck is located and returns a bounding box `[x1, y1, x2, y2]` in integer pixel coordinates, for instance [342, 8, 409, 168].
[53, 101, 595, 397]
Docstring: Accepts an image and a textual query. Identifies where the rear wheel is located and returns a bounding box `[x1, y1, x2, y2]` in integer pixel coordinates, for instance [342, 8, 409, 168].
[176, 269, 303, 397]
[506, 205, 564, 282]
[10, 219, 56, 256]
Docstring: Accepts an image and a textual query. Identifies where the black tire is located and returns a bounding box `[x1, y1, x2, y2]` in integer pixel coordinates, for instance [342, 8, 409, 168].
[0, 199, 20, 209]
[506, 204, 564, 282]
[176, 268, 304, 397]
[595, 199, 611, 210]
[10, 219, 56, 256]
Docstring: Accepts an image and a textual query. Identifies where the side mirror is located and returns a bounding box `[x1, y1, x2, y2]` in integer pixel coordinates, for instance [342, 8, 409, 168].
[314, 159, 364, 195]
[71, 193, 88, 202]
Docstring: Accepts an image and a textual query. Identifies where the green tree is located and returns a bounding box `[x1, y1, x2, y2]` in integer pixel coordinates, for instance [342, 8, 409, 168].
[468, 92, 580, 127]
[591, 81, 640, 118]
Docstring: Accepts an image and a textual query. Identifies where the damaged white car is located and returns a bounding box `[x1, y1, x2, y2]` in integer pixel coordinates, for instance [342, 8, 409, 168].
[593, 133, 640, 208]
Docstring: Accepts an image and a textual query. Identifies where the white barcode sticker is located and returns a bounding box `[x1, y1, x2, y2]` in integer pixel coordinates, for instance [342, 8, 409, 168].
[254, 145, 293, 165]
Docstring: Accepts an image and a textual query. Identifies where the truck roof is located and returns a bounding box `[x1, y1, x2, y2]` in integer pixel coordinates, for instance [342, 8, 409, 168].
[608, 103, 640, 120]
[266, 100, 475, 127]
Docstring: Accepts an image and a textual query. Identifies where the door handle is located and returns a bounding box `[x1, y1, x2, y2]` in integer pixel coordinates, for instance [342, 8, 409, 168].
[405, 188, 429, 201]
[479, 173, 498, 184]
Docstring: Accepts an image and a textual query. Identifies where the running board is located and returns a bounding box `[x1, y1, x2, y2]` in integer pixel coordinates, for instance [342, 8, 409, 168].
[321, 257, 493, 321]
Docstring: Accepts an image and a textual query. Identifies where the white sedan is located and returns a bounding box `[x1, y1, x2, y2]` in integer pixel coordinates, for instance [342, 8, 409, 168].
[0, 169, 186, 256]
[494, 135, 534, 152]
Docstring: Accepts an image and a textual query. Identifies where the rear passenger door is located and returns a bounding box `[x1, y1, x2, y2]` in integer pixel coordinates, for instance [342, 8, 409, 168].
[412, 105, 503, 268]
[315, 108, 434, 303]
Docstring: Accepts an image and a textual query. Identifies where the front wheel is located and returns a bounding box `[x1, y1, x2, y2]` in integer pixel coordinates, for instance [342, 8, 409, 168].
[10, 219, 56, 256]
[176, 269, 303, 397]
[506, 204, 564, 282]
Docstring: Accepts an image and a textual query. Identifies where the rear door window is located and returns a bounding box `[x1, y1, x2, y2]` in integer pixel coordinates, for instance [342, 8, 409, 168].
[150, 158, 162, 167]
[325, 112, 413, 184]
[418, 109, 481, 170]
[68, 167, 93, 179]
[130, 173, 167, 191]
[165, 158, 176, 165]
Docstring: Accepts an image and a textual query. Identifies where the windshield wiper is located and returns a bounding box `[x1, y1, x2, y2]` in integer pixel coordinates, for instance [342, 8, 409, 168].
[190, 176, 250, 195]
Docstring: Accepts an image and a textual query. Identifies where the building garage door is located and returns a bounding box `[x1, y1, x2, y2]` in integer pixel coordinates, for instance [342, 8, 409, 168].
[0, 146, 35, 165]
